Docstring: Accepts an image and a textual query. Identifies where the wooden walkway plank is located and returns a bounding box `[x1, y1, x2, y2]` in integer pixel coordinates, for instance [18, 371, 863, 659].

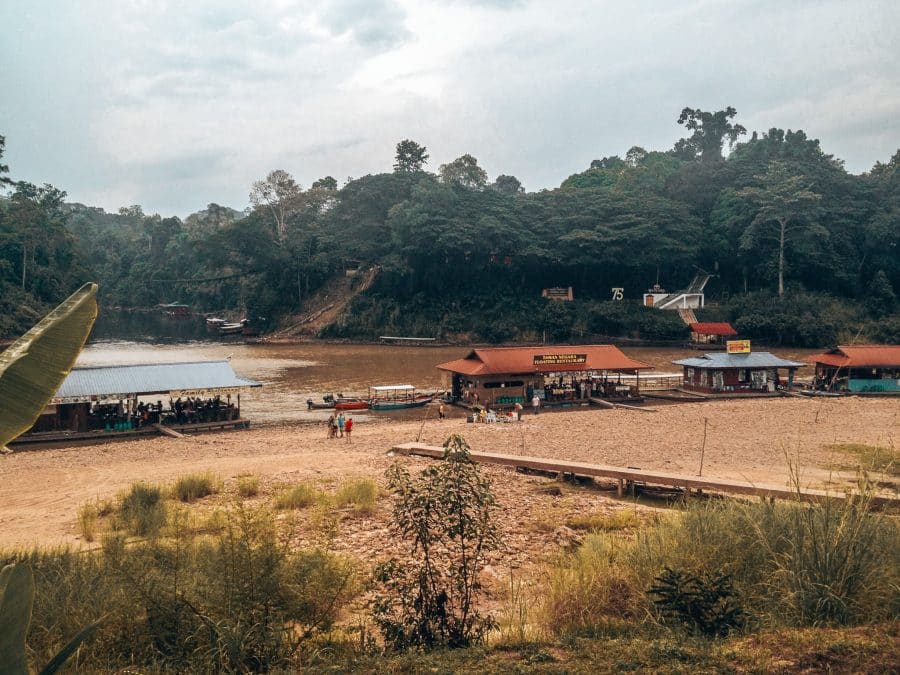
[152, 423, 185, 438]
[391, 443, 897, 509]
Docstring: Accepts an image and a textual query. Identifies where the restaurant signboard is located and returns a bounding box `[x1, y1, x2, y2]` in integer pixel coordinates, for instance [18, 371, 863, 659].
[533, 353, 587, 366]
[726, 340, 751, 354]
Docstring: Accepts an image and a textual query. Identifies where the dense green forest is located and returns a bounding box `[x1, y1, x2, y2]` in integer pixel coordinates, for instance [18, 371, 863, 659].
[1, 108, 898, 346]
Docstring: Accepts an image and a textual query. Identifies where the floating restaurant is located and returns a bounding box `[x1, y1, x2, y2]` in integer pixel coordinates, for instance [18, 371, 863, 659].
[808, 345, 900, 393]
[436, 345, 652, 408]
[17, 361, 261, 445]
[673, 341, 805, 394]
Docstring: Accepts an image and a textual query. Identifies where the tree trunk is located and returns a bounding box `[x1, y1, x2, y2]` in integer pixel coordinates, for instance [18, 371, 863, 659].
[778, 218, 786, 298]
[21, 243, 26, 289]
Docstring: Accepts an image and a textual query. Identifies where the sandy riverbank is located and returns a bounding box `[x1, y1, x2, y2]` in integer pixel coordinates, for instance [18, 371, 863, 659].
[0, 397, 896, 552]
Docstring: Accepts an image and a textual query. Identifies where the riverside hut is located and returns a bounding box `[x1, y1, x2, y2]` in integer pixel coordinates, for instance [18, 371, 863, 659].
[674, 347, 805, 394]
[436, 345, 652, 408]
[687, 322, 737, 348]
[21, 361, 261, 441]
[808, 345, 900, 393]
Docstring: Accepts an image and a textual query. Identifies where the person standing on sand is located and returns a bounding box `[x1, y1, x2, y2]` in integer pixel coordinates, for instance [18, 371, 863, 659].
[344, 416, 353, 443]
[326, 413, 336, 439]
[337, 411, 346, 437]
[438, 403, 445, 420]
[532, 393, 540, 415]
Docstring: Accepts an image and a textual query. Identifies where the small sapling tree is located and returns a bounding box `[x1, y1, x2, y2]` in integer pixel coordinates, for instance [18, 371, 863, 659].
[373, 434, 499, 650]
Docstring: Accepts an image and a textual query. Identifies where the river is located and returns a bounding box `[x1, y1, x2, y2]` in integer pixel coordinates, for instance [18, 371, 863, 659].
[78, 314, 822, 425]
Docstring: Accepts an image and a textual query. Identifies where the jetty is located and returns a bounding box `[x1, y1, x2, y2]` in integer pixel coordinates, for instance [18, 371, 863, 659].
[391, 443, 898, 509]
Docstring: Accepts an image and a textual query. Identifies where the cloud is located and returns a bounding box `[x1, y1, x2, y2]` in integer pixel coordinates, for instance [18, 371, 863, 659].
[313, 0, 411, 49]
[1, 0, 897, 217]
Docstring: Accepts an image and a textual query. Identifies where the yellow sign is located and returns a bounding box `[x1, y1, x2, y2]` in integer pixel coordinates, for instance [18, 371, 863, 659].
[533, 353, 587, 366]
[726, 340, 751, 354]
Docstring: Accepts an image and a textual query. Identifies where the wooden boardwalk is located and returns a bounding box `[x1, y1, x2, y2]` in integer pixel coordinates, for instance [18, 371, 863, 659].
[391, 443, 898, 509]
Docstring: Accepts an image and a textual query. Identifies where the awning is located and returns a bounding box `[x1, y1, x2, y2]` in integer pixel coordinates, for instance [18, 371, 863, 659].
[51, 361, 261, 404]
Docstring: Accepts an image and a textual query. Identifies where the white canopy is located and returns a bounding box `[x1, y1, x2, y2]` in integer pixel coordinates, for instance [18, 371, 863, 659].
[369, 384, 416, 392]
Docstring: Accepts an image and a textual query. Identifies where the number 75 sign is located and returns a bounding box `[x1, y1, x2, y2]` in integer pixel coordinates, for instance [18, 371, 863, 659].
[611, 287, 624, 301]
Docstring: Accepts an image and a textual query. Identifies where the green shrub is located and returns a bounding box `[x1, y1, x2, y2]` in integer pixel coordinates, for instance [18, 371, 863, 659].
[171, 472, 219, 502]
[273, 483, 319, 510]
[334, 478, 378, 513]
[118, 482, 167, 536]
[649, 567, 745, 637]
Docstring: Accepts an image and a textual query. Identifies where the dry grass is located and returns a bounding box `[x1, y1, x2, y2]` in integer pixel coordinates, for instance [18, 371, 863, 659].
[171, 472, 220, 502]
[827, 443, 898, 477]
[273, 483, 320, 510]
[333, 478, 378, 513]
[236, 474, 260, 498]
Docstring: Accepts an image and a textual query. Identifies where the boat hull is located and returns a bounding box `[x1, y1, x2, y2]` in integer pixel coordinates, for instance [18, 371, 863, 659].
[369, 396, 433, 411]
[334, 400, 369, 411]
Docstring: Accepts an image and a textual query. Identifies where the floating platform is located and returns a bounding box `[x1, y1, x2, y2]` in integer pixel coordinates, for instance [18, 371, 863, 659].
[10, 419, 251, 448]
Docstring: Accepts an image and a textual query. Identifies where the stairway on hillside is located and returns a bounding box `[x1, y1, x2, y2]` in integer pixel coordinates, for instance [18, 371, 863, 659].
[272, 266, 379, 337]
[677, 308, 698, 326]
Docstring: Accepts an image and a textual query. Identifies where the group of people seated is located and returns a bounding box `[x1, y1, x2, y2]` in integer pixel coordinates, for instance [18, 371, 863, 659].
[89, 396, 237, 430]
[471, 404, 521, 423]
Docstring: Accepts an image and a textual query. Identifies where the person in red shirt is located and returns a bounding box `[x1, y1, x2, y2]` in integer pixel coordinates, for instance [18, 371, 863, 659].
[344, 417, 353, 443]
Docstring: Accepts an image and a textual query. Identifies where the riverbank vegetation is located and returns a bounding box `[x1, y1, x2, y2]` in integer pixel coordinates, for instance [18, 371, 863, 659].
[3, 437, 898, 672]
[1, 109, 898, 344]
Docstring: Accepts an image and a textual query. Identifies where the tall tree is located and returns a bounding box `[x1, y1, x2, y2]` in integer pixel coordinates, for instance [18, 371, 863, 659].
[439, 154, 488, 189]
[249, 169, 301, 244]
[393, 140, 429, 173]
[737, 162, 824, 297]
[490, 174, 524, 195]
[0, 134, 12, 187]
[676, 106, 747, 162]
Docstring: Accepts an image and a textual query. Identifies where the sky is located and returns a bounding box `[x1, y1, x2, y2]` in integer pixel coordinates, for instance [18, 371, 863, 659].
[1, 0, 898, 218]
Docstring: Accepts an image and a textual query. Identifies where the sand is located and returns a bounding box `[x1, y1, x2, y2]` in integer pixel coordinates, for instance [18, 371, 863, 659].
[0, 397, 897, 553]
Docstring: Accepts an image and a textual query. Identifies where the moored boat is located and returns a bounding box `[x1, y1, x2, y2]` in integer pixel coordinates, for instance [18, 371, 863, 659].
[334, 398, 369, 411]
[368, 384, 434, 411]
[219, 320, 248, 335]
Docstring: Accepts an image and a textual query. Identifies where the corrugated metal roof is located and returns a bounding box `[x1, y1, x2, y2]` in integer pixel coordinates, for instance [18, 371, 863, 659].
[437, 345, 652, 375]
[808, 345, 900, 368]
[688, 322, 737, 336]
[52, 361, 261, 402]
[673, 352, 806, 369]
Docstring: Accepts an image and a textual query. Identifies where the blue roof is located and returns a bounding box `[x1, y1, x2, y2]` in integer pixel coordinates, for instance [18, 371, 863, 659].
[52, 361, 261, 402]
[673, 352, 806, 369]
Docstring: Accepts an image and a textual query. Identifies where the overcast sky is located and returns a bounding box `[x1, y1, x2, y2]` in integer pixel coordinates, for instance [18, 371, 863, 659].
[1, 0, 898, 217]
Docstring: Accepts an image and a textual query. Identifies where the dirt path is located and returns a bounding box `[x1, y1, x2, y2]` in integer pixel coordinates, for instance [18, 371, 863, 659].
[0, 397, 896, 550]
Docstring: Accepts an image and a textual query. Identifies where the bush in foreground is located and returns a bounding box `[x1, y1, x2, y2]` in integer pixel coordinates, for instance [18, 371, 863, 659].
[373, 434, 499, 650]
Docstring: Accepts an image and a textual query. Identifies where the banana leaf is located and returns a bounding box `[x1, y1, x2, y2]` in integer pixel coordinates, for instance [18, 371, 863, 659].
[0, 282, 98, 449]
[0, 562, 35, 674]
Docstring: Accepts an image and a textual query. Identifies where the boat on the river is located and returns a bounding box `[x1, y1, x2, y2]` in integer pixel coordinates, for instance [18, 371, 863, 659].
[368, 384, 434, 410]
[306, 397, 336, 410]
[206, 317, 227, 329]
[334, 398, 369, 411]
[219, 320, 248, 335]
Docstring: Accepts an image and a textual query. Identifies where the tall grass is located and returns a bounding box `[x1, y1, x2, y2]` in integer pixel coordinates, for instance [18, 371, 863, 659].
[171, 472, 219, 502]
[76, 502, 99, 542]
[117, 482, 167, 536]
[3, 503, 357, 672]
[334, 478, 378, 513]
[236, 474, 260, 497]
[542, 492, 900, 637]
[273, 483, 320, 510]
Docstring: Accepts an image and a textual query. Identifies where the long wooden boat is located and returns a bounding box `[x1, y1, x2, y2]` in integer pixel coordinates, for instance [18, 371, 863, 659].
[368, 384, 434, 411]
[306, 398, 336, 410]
[334, 398, 369, 411]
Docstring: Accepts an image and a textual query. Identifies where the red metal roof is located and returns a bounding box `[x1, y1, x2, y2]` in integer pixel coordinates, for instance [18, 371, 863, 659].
[689, 322, 737, 336]
[436, 345, 652, 376]
[808, 345, 900, 368]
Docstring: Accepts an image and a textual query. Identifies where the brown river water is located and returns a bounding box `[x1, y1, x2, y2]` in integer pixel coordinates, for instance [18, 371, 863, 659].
[75, 340, 822, 426]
